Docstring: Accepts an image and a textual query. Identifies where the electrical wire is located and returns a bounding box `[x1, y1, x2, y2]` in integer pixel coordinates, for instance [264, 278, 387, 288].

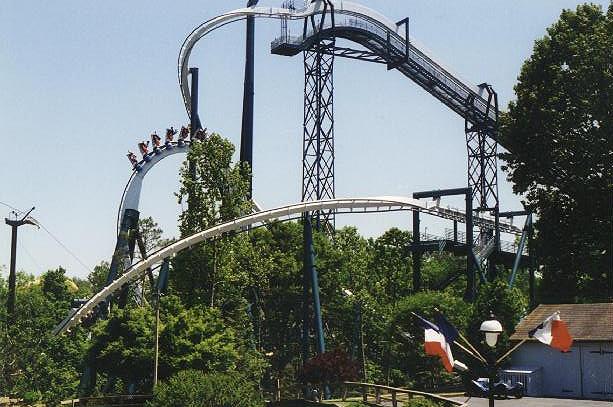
[0, 201, 93, 275]
[35, 222, 93, 275]
[17, 234, 44, 273]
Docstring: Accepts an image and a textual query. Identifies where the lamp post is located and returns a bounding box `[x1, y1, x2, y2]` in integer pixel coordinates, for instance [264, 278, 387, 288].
[479, 315, 503, 407]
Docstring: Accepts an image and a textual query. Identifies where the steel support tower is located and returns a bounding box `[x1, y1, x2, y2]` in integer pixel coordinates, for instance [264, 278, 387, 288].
[465, 84, 500, 274]
[302, 37, 335, 234]
[300, 2, 337, 234]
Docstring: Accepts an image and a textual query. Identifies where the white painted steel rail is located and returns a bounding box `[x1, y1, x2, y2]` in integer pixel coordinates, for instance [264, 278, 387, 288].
[178, 1, 497, 129]
[56, 196, 519, 335]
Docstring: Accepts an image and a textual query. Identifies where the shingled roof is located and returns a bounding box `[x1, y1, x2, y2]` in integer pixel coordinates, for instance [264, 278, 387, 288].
[510, 303, 613, 342]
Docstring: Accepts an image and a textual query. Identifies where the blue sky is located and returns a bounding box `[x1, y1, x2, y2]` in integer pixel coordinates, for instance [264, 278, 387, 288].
[1, 0, 609, 279]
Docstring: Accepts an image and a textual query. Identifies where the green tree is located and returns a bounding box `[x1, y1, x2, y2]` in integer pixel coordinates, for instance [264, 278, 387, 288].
[42, 267, 72, 304]
[0, 269, 87, 404]
[500, 3, 613, 302]
[176, 132, 251, 235]
[391, 291, 472, 390]
[88, 261, 110, 293]
[159, 296, 265, 382]
[171, 132, 251, 306]
[89, 306, 155, 393]
[469, 279, 527, 356]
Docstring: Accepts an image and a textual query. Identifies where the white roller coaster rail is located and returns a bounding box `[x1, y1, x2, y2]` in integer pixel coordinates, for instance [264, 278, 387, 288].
[178, 1, 497, 130]
[118, 140, 191, 234]
[56, 196, 520, 336]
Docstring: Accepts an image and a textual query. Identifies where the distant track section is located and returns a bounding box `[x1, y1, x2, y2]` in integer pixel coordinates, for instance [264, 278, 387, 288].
[178, 1, 498, 137]
[55, 196, 520, 335]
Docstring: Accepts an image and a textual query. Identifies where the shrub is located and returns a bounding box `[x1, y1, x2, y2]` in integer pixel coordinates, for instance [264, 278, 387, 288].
[22, 390, 42, 404]
[299, 349, 359, 387]
[148, 370, 263, 407]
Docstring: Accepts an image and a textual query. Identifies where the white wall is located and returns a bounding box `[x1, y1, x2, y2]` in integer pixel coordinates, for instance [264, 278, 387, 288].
[510, 341, 613, 400]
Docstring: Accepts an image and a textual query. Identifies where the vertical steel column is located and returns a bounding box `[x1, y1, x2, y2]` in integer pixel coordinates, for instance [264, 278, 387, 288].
[528, 217, 536, 308]
[303, 214, 326, 355]
[465, 85, 500, 277]
[188, 67, 200, 192]
[465, 189, 476, 302]
[412, 211, 422, 292]
[303, 213, 330, 399]
[189, 67, 202, 133]
[301, 233, 310, 397]
[240, 5, 257, 196]
[302, 32, 335, 234]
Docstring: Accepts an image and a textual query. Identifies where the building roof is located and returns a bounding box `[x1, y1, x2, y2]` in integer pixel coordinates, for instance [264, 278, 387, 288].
[511, 303, 613, 342]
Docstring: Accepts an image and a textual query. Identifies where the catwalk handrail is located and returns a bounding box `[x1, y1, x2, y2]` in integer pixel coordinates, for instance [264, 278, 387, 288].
[178, 0, 497, 131]
[342, 381, 468, 406]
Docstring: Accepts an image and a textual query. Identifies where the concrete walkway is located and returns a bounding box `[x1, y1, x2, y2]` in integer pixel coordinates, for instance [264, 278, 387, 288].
[450, 396, 612, 406]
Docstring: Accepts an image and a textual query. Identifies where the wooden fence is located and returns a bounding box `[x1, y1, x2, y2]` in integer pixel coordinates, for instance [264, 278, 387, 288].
[342, 382, 467, 407]
[60, 395, 152, 406]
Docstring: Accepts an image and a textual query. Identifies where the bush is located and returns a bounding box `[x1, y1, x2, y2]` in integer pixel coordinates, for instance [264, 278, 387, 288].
[148, 370, 263, 407]
[299, 349, 359, 387]
[403, 398, 442, 407]
[22, 390, 42, 404]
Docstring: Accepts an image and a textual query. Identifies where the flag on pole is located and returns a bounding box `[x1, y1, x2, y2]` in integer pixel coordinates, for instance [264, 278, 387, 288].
[528, 311, 573, 352]
[414, 314, 454, 372]
[435, 312, 460, 344]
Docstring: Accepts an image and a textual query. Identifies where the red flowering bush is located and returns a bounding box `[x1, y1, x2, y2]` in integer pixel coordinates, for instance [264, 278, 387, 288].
[298, 348, 359, 387]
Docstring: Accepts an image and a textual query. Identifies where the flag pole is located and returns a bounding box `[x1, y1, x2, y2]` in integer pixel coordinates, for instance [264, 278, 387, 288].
[457, 332, 487, 363]
[453, 340, 487, 364]
[496, 339, 527, 365]
[433, 307, 487, 362]
[411, 311, 487, 364]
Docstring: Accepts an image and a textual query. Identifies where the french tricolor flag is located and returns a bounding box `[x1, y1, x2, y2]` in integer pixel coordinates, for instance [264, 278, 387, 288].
[415, 314, 455, 372]
[528, 311, 573, 352]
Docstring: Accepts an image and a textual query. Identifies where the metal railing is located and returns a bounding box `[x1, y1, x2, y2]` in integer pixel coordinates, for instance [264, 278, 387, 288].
[271, 12, 496, 124]
[420, 229, 529, 256]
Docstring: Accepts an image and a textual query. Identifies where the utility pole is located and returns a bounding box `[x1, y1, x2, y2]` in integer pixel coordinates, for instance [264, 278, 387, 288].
[5, 207, 37, 323]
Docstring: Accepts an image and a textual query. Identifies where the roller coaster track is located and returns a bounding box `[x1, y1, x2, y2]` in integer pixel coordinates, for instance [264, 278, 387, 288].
[56, 196, 520, 336]
[178, 1, 498, 139]
[118, 140, 191, 233]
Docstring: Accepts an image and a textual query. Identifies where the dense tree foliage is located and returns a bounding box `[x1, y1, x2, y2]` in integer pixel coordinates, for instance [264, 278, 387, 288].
[0, 132, 534, 403]
[171, 132, 252, 307]
[500, 3, 613, 302]
[0, 269, 88, 404]
[148, 370, 264, 407]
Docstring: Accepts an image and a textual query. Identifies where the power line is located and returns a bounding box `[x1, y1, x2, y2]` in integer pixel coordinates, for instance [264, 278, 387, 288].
[36, 222, 93, 275]
[17, 234, 44, 273]
[1, 201, 92, 275]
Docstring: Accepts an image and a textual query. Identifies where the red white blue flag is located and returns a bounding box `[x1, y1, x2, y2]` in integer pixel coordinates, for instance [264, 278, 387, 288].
[415, 314, 455, 372]
[528, 311, 573, 352]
